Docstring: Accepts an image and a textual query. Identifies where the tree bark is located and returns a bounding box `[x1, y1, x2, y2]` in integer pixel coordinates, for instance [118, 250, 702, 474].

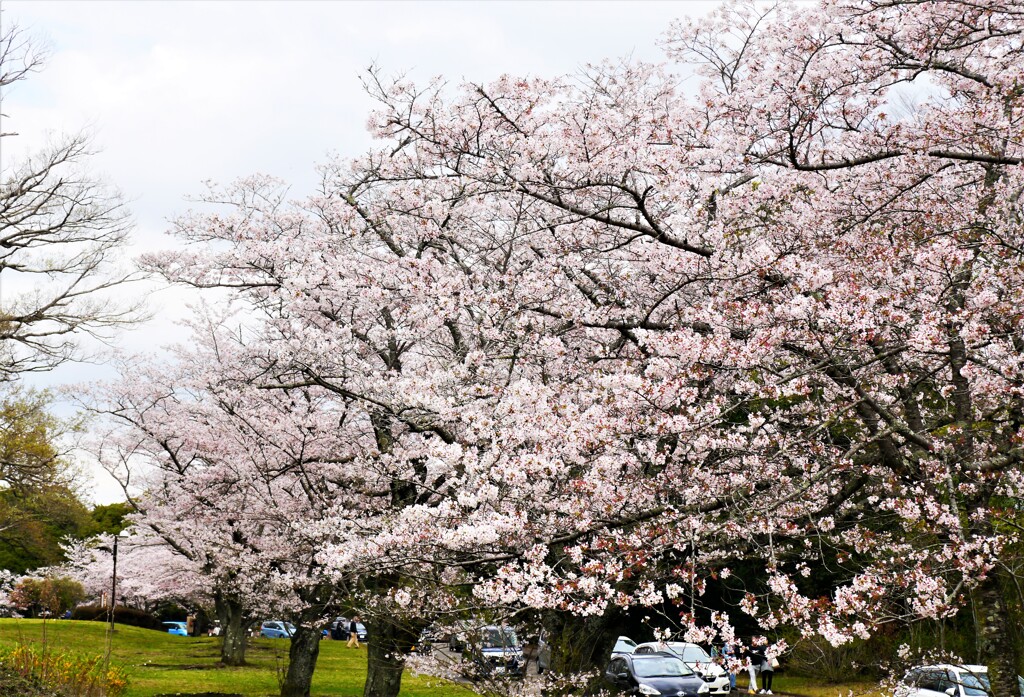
[215, 591, 248, 666]
[363, 616, 412, 697]
[280, 625, 321, 697]
[542, 610, 620, 696]
[977, 571, 1020, 697]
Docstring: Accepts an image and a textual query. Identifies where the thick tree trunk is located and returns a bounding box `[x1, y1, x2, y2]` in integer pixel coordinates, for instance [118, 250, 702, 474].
[215, 592, 248, 666]
[977, 571, 1020, 697]
[542, 610, 620, 696]
[280, 625, 321, 697]
[363, 617, 410, 697]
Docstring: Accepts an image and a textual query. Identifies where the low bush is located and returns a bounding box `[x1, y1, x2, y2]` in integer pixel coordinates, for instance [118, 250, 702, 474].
[0, 643, 129, 697]
[72, 604, 163, 630]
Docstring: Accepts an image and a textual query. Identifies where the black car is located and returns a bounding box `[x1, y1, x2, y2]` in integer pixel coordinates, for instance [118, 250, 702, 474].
[605, 652, 710, 697]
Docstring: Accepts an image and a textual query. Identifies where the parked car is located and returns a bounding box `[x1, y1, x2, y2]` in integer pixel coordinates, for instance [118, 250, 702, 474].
[453, 625, 524, 679]
[162, 621, 188, 637]
[605, 652, 710, 696]
[414, 626, 447, 654]
[260, 620, 296, 639]
[613, 636, 639, 657]
[635, 642, 731, 695]
[898, 664, 1024, 697]
[330, 617, 368, 642]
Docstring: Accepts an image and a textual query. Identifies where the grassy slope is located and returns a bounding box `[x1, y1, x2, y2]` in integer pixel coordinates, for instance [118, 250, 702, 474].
[0, 619, 474, 697]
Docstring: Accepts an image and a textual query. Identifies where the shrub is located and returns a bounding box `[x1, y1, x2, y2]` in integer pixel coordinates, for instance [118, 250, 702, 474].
[0, 643, 129, 697]
[8, 576, 86, 617]
[71, 604, 163, 630]
[786, 635, 878, 683]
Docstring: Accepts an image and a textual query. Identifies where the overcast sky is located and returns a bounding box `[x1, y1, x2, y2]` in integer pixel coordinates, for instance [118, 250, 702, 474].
[4, 0, 717, 503]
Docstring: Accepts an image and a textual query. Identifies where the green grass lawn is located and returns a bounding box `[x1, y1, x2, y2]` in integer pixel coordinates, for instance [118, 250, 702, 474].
[739, 674, 882, 697]
[0, 619, 475, 697]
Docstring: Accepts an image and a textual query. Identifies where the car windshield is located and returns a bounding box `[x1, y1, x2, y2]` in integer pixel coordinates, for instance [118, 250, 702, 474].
[668, 645, 711, 663]
[481, 627, 518, 648]
[635, 657, 694, 678]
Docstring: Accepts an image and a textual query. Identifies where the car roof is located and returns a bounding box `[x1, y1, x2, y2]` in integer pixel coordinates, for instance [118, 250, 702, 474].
[915, 664, 987, 672]
[631, 651, 683, 660]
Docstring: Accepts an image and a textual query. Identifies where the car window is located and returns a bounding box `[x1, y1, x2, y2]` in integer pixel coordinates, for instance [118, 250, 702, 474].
[956, 671, 989, 697]
[680, 646, 712, 663]
[479, 627, 517, 648]
[906, 670, 922, 686]
[919, 670, 947, 692]
[635, 657, 693, 678]
[635, 646, 653, 654]
[608, 658, 626, 675]
[936, 672, 958, 695]
[614, 638, 636, 653]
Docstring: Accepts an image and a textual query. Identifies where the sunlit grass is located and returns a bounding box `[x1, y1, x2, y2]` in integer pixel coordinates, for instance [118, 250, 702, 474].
[0, 619, 474, 696]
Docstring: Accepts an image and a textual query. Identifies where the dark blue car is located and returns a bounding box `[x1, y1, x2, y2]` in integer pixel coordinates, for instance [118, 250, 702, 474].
[605, 652, 710, 697]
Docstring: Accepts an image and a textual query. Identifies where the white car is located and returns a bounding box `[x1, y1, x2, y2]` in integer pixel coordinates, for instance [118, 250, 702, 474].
[612, 636, 638, 657]
[634, 642, 732, 695]
[899, 664, 1024, 697]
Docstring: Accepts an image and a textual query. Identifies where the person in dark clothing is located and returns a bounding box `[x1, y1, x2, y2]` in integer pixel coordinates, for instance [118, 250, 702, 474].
[747, 649, 764, 694]
[759, 653, 775, 694]
[347, 615, 361, 648]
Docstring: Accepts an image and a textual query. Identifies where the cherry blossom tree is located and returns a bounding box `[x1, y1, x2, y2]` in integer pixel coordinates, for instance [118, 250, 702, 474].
[60, 532, 207, 614]
[86, 335, 358, 696]
[129, 1, 1024, 695]
[348, 0, 1024, 692]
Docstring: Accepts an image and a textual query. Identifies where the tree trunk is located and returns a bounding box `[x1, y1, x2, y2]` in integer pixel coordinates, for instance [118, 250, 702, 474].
[977, 572, 1020, 697]
[363, 617, 409, 697]
[542, 609, 620, 696]
[215, 591, 248, 666]
[280, 625, 321, 697]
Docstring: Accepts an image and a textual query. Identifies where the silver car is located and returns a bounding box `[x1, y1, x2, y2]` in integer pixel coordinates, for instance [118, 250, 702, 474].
[898, 664, 1024, 697]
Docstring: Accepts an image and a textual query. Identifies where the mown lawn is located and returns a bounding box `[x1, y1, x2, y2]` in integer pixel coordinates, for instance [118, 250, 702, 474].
[0, 618, 475, 697]
[739, 674, 883, 697]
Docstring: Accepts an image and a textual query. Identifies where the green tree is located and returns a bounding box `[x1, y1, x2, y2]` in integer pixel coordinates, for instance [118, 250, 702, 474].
[8, 576, 86, 616]
[0, 388, 92, 573]
[87, 502, 130, 536]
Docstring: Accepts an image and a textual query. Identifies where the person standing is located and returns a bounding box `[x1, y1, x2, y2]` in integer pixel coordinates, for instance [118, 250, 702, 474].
[746, 647, 763, 694]
[722, 643, 737, 691]
[759, 651, 775, 695]
[347, 615, 361, 648]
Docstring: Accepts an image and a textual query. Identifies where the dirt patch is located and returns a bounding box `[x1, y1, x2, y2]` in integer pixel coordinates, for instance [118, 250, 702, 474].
[153, 693, 243, 697]
[0, 667, 53, 697]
